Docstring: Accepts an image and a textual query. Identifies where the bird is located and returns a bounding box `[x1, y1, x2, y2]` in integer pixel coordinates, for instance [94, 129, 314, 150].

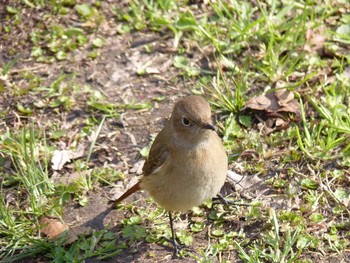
[114, 95, 228, 256]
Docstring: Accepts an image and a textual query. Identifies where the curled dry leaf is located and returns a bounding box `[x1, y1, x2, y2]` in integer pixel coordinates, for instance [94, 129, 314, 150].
[244, 89, 300, 116]
[226, 170, 272, 203]
[39, 216, 68, 240]
[275, 89, 301, 115]
[51, 144, 85, 170]
[52, 150, 71, 170]
[244, 92, 279, 112]
[275, 88, 294, 105]
[39, 216, 92, 244]
[64, 225, 93, 245]
[129, 159, 145, 175]
[242, 88, 301, 134]
[303, 27, 326, 55]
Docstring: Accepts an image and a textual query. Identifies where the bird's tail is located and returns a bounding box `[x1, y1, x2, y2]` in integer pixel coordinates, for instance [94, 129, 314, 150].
[112, 182, 141, 207]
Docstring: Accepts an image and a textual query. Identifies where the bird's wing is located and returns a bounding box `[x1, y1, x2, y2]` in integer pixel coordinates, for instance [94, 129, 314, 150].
[142, 124, 169, 176]
[113, 126, 169, 206]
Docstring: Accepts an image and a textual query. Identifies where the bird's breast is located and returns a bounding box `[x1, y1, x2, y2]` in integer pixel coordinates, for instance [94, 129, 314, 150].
[140, 135, 227, 212]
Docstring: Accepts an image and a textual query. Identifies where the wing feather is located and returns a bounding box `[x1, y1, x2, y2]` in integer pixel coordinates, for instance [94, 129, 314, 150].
[142, 124, 169, 176]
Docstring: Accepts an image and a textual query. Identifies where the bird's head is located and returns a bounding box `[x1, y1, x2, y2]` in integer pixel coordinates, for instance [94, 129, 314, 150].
[170, 95, 216, 146]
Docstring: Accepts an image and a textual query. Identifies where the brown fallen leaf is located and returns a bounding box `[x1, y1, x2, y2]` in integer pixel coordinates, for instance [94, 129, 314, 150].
[51, 144, 85, 171]
[228, 171, 269, 199]
[277, 98, 301, 116]
[242, 88, 300, 134]
[64, 225, 93, 245]
[303, 27, 326, 55]
[245, 89, 300, 115]
[50, 171, 84, 185]
[275, 118, 285, 127]
[244, 92, 280, 112]
[275, 88, 294, 105]
[39, 216, 92, 244]
[39, 216, 68, 240]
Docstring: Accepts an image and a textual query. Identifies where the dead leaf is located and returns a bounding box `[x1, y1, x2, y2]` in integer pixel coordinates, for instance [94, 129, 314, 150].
[242, 88, 300, 134]
[303, 27, 326, 55]
[70, 144, 85, 159]
[128, 51, 172, 75]
[275, 118, 285, 127]
[145, 67, 160, 74]
[64, 226, 93, 245]
[129, 160, 145, 175]
[39, 216, 68, 240]
[39, 216, 93, 245]
[110, 176, 140, 201]
[51, 144, 85, 170]
[51, 150, 71, 170]
[245, 89, 300, 115]
[275, 89, 294, 105]
[124, 131, 137, 146]
[228, 171, 269, 197]
[0, 75, 12, 89]
[109, 181, 126, 201]
[227, 170, 244, 184]
[277, 99, 301, 116]
[343, 67, 350, 80]
[244, 92, 279, 112]
[51, 171, 83, 185]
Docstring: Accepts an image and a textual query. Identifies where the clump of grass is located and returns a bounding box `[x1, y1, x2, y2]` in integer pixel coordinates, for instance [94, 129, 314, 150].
[234, 208, 305, 262]
[0, 122, 123, 261]
[0, 127, 55, 260]
[2, 0, 350, 262]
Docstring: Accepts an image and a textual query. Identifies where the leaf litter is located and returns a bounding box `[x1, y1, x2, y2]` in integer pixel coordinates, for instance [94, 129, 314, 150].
[242, 87, 301, 134]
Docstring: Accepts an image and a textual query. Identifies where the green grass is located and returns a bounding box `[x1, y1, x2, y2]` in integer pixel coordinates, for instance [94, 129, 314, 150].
[0, 125, 122, 261]
[1, 0, 350, 262]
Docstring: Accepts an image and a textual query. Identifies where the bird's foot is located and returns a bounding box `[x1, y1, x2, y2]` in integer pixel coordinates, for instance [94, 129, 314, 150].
[172, 239, 181, 258]
[163, 236, 183, 258]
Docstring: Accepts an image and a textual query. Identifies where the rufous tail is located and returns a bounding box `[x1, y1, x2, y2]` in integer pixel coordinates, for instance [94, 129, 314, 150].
[112, 182, 141, 207]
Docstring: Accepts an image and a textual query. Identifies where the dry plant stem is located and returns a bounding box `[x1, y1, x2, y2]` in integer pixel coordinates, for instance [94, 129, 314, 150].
[215, 193, 251, 207]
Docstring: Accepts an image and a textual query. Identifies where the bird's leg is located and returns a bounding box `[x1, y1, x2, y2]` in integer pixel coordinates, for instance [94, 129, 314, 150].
[168, 211, 180, 257]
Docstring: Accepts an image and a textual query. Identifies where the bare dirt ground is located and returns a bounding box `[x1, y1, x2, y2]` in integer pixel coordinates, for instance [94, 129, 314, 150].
[1, 3, 235, 262]
[2, 2, 350, 263]
[55, 31, 240, 262]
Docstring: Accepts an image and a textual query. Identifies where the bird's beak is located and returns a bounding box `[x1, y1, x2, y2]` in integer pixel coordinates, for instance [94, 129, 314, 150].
[202, 123, 215, 131]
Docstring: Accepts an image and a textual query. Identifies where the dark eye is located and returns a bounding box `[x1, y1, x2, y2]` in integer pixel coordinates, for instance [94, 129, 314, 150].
[182, 117, 190, 126]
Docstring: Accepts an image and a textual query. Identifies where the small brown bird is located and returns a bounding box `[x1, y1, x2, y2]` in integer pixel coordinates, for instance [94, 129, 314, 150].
[115, 95, 228, 256]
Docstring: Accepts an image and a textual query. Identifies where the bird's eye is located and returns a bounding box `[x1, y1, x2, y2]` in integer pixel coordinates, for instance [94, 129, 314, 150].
[182, 117, 190, 126]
